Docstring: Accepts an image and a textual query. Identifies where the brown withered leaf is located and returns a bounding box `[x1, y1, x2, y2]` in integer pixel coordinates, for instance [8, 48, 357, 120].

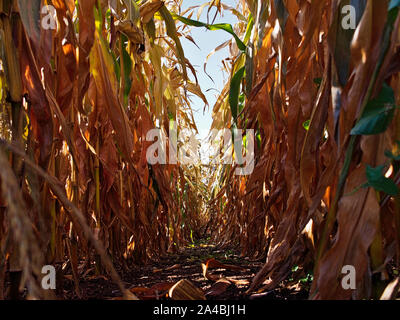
[340, 0, 388, 141]
[130, 282, 174, 300]
[205, 278, 235, 299]
[115, 20, 145, 44]
[140, 1, 164, 24]
[380, 278, 400, 300]
[90, 28, 134, 162]
[18, 31, 53, 167]
[16, 0, 41, 48]
[313, 167, 380, 299]
[168, 279, 206, 300]
[77, 0, 96, 112]
[300, 61, 331, 206]
[202, 258, 246, 281]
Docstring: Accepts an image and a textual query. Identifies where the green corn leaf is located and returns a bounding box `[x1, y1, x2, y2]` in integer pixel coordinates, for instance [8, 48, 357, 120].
[229, 66, 245, 122]
[172, 13, 247, 52]
[207, 24, 246, 51]
[313, 78, 322, 86]
[385, 141, 400, 161]
[242, 14, 254, 45]
[350, 83, 396, 135]
[172, 13, 207, 27]
[385, 150, 400, 161]
[365, 165, 398, 196]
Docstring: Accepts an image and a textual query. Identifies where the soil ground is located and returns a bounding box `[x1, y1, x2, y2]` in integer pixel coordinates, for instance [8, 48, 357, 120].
[3, 241, 310, 300]
[61, 242, 309, 300]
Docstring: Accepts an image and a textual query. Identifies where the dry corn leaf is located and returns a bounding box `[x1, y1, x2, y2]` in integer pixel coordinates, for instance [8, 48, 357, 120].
[168, 279, 206, 300]
[140, 1, 165, 24]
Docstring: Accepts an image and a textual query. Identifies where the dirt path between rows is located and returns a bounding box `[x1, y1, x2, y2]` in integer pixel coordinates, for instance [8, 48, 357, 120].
[59, 242, 309, 300]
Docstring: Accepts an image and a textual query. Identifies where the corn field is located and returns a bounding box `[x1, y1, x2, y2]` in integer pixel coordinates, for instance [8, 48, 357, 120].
[0, 0, 400, 300]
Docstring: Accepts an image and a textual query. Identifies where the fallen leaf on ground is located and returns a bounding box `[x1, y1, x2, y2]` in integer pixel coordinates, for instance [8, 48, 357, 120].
[169, 279, 206, 300]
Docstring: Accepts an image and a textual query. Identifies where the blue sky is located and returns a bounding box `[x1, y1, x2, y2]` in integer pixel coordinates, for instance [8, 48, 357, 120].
[179, 0, 238, 138]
